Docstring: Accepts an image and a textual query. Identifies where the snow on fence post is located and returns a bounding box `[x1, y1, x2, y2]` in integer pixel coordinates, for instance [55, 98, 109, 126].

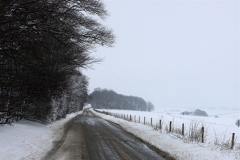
[159, 120, 162, 130]
[144, 117, 146, 124]
[169, 121, 172, 132]
[231, 133, 235, 149]
[182, 123, 184, 136]
[201, 127, 204, 143]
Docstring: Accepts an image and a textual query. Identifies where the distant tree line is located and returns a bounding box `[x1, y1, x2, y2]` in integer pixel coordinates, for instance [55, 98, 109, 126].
[88, 88, 154, 111]
[0, 0, 114, 124]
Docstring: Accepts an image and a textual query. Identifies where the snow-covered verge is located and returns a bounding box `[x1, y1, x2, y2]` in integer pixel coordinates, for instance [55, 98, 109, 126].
[92, 109, 240, 160]
[1, 106, 238, 160]
[0, 111, 82, 160]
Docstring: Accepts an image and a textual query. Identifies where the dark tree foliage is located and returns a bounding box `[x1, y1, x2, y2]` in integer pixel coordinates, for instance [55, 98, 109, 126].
[89, 88, 153, 111]
[0, 0, 114, 124]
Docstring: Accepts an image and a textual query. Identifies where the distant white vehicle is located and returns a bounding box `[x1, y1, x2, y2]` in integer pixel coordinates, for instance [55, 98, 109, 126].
[83, 104, 92, 110]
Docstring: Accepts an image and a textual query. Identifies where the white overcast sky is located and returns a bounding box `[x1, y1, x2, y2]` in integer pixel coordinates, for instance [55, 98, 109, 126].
[83, 0, 240, 110]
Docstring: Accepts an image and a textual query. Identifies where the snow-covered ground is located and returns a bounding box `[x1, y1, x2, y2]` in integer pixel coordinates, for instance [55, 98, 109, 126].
[0, 111, 82, 160]
[0, 106, 239, 160]
[93, 107, 240, 160]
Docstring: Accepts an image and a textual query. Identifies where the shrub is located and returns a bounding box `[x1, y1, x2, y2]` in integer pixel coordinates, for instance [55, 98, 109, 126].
[236, 119, 240, 127]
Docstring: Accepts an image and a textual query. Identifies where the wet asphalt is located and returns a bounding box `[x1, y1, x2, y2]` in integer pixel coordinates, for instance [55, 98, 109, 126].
[42, 109, 166, 160]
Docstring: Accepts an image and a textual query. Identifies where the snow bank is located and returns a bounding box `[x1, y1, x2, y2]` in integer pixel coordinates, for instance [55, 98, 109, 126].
[92, 109, 240, 160]
[1, 107, 238, 160]
[0, 111, 82, 160]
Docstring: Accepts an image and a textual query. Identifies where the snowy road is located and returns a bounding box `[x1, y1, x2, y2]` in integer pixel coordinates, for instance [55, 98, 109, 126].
[42, 109, 167, 160]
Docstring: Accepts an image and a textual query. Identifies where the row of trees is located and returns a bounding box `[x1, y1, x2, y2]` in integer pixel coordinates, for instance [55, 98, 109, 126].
[0, 0, 114, 124]
[89, 88, 154, 111]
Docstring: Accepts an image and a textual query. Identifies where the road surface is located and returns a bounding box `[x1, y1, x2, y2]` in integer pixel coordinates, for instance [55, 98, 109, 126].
[42, 109, 172, 160]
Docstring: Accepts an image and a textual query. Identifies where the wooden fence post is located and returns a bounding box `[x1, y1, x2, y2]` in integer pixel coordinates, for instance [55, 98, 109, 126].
[151, 118, 152, 126]
[169, 121, 172, 132]
[144, 117, 145, 124]
[130, 115, 132, 121]
[182, 123, 184, 136]
[139, 116, 140, 123]
[231, 133, 235, 149]
[201, 127, 204, 143]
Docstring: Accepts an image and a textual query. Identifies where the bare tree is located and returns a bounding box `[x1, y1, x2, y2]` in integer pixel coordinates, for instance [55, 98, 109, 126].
[0, 0, 114, 123]
[147, 101, 155, 112]
[236, 119, 240, 128]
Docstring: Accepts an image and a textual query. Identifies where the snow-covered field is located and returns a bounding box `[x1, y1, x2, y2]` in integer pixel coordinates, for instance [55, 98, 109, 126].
[93, 107, 240, 160]
[0, 106, 239, 160]
[0, 111, 82, 160]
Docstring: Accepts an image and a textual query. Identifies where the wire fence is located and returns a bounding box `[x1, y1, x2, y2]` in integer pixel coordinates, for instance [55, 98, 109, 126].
[94, 109, 239, 150]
